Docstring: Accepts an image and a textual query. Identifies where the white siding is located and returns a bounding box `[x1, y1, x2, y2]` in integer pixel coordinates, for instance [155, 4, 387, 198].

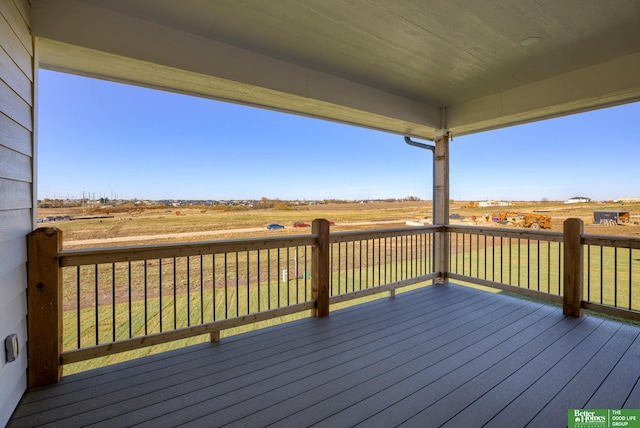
[0, 0, 32, 425]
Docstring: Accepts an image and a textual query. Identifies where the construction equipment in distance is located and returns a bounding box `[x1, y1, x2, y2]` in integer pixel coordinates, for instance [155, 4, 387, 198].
[593, 211, 630, 226]
[491, 212, 553, 230]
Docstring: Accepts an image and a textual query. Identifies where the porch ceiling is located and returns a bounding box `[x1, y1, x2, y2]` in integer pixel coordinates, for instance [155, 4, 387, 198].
[31, 0, 640, 140]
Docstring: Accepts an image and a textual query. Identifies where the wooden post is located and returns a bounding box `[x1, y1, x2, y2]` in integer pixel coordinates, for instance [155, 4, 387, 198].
[312, 219, 330, 317]
[27, 227, 63, 388]
[563, 218, 584, 317]
[434, 130, 450, 282]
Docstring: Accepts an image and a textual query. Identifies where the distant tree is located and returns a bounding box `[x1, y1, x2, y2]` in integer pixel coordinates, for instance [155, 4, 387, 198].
[273, 201, 292, 210]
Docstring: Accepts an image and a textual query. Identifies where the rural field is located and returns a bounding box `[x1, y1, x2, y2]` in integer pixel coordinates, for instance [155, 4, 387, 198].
[38, 199, 640, 248]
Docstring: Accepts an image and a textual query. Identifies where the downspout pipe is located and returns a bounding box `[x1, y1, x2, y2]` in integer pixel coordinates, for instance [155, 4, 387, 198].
[404, 136, 436, 223]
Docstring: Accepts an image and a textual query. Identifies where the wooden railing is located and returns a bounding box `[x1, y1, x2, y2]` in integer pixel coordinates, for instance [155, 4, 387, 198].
[446, 218, 640, 321]
[28, 217, 638, 388]
[329, 227, 436, 304]
[582, 232, 640, 320]
[27, 220, 439, 388]
[447, 224, 564, 303]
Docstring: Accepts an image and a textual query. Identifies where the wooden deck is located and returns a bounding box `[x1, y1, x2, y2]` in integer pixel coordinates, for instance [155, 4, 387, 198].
[9, 283, 640, 427]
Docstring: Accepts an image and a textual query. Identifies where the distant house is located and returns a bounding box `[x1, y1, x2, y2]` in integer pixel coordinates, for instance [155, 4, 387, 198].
[564, 196, 591, 204]
[478, 200, 511, 207]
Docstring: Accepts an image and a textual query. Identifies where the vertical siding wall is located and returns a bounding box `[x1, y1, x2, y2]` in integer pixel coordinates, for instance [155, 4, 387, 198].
[0, 0, 33, 424]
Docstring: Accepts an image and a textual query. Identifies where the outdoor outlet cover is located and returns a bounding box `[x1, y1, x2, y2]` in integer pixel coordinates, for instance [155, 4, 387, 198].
[5, 334, 18, 363]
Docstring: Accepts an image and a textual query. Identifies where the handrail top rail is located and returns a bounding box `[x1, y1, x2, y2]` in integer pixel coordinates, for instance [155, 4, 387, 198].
[330, 225, 442, 242]
[59, 233, 318, 266]
[54, 222, 640, 268]
[581, 233, 640, 249]
[445, 224, 564, 242]
[58, 225, 443, 266]
[445, 223, 640, 247]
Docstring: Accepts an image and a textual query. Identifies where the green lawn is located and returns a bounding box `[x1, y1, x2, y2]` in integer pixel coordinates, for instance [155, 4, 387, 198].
[449, 238, 640, 310]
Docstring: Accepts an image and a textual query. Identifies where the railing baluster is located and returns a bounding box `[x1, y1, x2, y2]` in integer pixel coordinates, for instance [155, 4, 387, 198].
[394, 236, 398, 283]
[600, 246, 604, 304]
[173, 258, 177, 329]
[587, 245, 591, 303]
[378, 237, 382, 286]
[358, 239, 362, 290]
[144, 261, 149, 335]
[304, 246, 308, 300]
[547, 241, 551, 293]
[235, 252, 239, 316]
[614, 247, 618, 307]
[629, 248, 633, 309]
[158, 259, 163, 332]
[508, 237, 512, 285]
[347, 241, 351, 292]
[359, 240, 362, 289]
[536, 239, 540, 291]
[201, 255, 205, 324]
[528, 238, 532, 290]
[629, 248, 632, 310]
[517, 239, 521, 287]
[94, 265, 99, 345]
[246, 251, 250, 313]
[212, 254, 217, 321]
[187, 256, 191, 325]
[77, 266, 81, 349]
[128, 262, 132, 338]
[276, 248, 281, 308]
[224, 253, 228, 318]
[256, 250, 261, 312]
[112, 263, 116, 342]
[491, 235, 496, 282]
[558, 241, 562, 295]
[499, 237, 503, 283]
[476, 233, 480, 278]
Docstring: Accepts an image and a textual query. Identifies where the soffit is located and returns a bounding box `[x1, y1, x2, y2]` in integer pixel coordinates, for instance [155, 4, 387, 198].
[31, 0, 640, 139]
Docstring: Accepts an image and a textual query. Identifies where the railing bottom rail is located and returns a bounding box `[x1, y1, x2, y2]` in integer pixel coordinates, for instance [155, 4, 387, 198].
[329, 274, 437, 305]
[60, 301, 315, 365]
[448, 273, 563, 305]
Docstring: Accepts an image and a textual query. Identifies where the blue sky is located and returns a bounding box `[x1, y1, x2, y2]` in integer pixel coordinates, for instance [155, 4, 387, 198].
[38, 70, 640, 202]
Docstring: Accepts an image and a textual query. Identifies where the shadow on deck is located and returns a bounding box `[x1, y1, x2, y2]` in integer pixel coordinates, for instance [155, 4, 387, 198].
[9, 283, 640, 427]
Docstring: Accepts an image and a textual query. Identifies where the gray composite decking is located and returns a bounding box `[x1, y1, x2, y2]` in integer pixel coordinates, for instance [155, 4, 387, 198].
[9, 283, 640, 427]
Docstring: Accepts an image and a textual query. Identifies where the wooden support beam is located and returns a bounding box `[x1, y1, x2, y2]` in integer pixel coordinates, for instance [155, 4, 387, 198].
[434, 131, 450, 281]
[563, 218, 584, 317]
[312, 219, 330, 317]
[27, 227, 63, 388]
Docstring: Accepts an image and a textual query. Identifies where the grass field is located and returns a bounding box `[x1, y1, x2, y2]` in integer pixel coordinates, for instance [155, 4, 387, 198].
[450, 238, 640, 310]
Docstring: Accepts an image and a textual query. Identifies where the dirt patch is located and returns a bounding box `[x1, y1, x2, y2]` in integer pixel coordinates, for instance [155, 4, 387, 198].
[39, 200, 640, 248]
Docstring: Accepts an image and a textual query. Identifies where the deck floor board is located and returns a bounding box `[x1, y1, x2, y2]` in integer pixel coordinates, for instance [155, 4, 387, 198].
[527, 324, 640, 426]
[275, 301, 553, 428]
[585, 329, 640, 408]
[8, 283, 640, 428]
